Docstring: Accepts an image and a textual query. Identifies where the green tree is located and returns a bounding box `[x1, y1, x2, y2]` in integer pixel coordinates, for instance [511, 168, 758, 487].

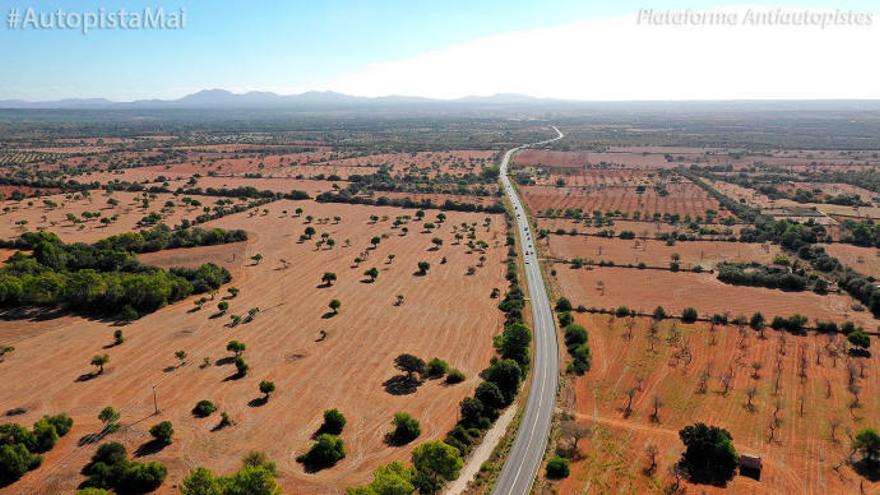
[329, 299, 342, 314]
[546, 456, 570, 479]
[346, 461, 415, 495]
[98, 406, 120, 430]
[364, 267, 379, 282]
[91, 354, 110, 374]
[149, 421, 174, 445]
[416, 261, 430, 275]
[853, 428, 880, 466]
[322, 272, 337, 286]
[226, 340, 246, 358]
[297, 434, 345, 469]
[321, 409, 346, 435]
[681, 307, 699, 323]
[217, 301, 229, 314]
[678, 423, 738, 484]
[394, 354, 425, 382]
[389, 413, 421, 445]
[259, 381, 276, 400]
[411, 441, 462, 494]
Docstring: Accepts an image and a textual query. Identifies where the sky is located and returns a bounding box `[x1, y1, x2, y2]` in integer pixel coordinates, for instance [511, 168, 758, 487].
[0, 0, 878, 101]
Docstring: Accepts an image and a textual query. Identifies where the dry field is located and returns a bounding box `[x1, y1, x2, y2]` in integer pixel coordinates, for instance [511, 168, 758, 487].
[547, 236, 780, 269]
[553, 267, 877, 330]
[533, 169, 653, 188]
[0, 191, 214, 243]
[556, 313, 880, 494]
[537, 218, 745, 238]
[297, 150, 496, 178]
[522, 183, 730, 219]
[824, 243, 880, 279]
[0, 199, 508, 494]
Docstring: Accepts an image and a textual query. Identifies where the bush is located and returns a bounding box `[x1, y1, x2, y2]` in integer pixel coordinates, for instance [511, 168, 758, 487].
[555, 297, 572, 312]
[678, 423, 738, 484]
[681, 307, 698, 323]
[445, 369, 465, 384]
[546, 456, 570, 479]
[426, 358, 449, 379]
[193, 400, 216, 417]
[296, 434, 345, 469]
[0, 443, 42, 485]
[557, 311, 573, 328]
[81, 442, 167, 493]
[389, 413, 421, 445]
[149, 421, 174, 445]
[321, 409, 346, 435]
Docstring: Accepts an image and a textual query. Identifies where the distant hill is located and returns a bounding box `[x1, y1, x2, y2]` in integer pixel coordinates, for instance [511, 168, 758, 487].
[2, 90, 880, 113]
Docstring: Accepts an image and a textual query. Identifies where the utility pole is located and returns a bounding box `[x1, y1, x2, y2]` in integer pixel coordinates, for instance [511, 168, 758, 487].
[153, 385, 159, 415]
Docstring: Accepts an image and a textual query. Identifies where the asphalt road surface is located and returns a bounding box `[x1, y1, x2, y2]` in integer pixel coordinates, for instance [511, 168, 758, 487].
[492, 126, 564, 495]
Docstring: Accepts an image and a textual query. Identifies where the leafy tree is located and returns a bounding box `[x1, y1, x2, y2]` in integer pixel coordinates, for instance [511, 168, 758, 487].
[394, 354, 425, 382]
[749, 312, 765, 331]
[555, 297, 572, 312]
[426, 358, 449, 379]
[91, 354, 110, 374]
[364, 267, 379, 282]
[322, 272, 337, 286]
[482, 359, 522, 404]
[849, 330, 871, 351]
[321, 409, 346, 435]
[217, 301, 229, 313]
[653, 306, 667, 320]
[495, 322, 531, 368]
[681, 307, 699, 323]
[304, 226, 316, 239]
[175, 350, 187, 366]
[227, 287, 240, 298]
[411, 441, 462, 494]
[416, 261, 430, 275]
[250, 254, 263, 265]
[546, 456, 570, 479]
[389, 413, 421, 445]
[113, 330, 124, 346]
[259, 381, 276, 400]
[226, 340, 246, 358]
[0, 443, 42, 485]
[98, 407, 120, 430]
[445, 369, 465, 384]
[345, 461, 415, 495]
[678, 423, 738, 484]
[371, 236, 381, 248]
[853, 428, 880, 466]
[329, 299, 342, 314]
[431, 238, 443, 249]
[149, 421, 174, 445]
[296, 434, 345, 469]
[182, 453, 280, 495]
[193, 400, 216, 417]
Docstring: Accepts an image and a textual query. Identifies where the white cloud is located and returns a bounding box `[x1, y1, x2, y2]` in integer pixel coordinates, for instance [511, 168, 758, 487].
[326, 7, 880, 100]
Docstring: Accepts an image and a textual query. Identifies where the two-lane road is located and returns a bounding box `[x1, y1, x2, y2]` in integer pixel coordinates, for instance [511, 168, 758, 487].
[492, 126, 564, 495]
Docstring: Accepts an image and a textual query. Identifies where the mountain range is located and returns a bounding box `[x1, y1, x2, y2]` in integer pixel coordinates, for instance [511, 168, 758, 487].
[2, 90, 880, 113]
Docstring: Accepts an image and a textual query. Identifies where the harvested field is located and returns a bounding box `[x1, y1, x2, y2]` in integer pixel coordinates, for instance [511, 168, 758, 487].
[556, 313, 880, 494]
[537, 218, 744, 238]
[0, 191, 213, 243]
[553, 267, 877, 330]
[824, 243, 880, 279]
[0, 200, 508, 494]
[522, 183, 730, 219]
[313, 150, 495, 177]
[547, 236, 780, 269]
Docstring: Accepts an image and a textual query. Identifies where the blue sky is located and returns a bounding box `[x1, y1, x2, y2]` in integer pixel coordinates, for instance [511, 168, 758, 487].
[1, 0, 877, 100]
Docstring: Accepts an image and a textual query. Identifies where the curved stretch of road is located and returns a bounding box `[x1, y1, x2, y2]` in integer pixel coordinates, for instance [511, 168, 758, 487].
[492, 126, 564, 495]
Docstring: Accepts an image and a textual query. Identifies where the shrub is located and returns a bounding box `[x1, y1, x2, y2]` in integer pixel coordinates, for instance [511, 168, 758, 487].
[426, 358, 449, 379]
[546, 456, 570, 479]
[681, 307, 698, 323]
[149, 421, 174, 445]
[296, 434, 345, 469]
[321, 409, 346, 435]
[389, 413, 421, 445]
[0, 443, 42, 484]
[557, 311, 573, 328]
[555, 297, 572, 312]
[193, 400, 216, 417]
[445, 369, 465, 384]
